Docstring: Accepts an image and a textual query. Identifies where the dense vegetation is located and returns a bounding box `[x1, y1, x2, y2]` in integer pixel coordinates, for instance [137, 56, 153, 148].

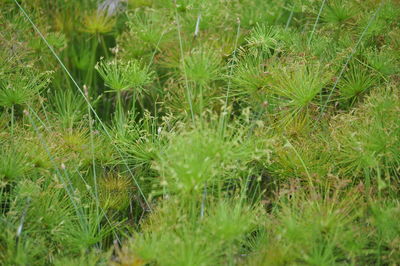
[1, 0, 400, 265]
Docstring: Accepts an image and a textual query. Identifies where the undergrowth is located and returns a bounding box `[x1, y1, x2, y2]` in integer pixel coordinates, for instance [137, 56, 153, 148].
[1, 0, 399, 265]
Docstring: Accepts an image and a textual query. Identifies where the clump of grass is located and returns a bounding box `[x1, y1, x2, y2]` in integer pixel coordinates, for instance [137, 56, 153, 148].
[96, 57, 154, 118]
[249, 189, 369, 265]
[322, 0, 357, 27]
[338, 61, 377, 104]
[126, 197, 263, 265]
[123, 10, 172, 56]
[0, 147, 31, 183]
[96, 58, 153, 94]
[267, 59, 330, 127]
[231, 52, 269, 104]
[0, 69, 52, 110]
[99, 173, 134, 211]
[331, 87, 400, 192]
[183, 49, 222, 87]
[49, 89, 87, 129]
[364, 48, 399, 77]
[153, 124, 263, 197]
[369, 200, 400, 264]
[245, 24, 281, 55]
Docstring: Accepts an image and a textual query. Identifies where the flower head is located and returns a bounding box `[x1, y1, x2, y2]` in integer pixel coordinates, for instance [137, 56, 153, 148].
[95, 58, 154, 93]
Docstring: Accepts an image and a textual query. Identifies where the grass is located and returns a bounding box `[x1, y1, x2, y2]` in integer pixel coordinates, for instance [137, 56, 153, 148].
[1, 0, 400, 265]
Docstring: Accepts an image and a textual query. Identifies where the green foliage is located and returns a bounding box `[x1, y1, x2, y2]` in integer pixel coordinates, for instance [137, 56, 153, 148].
[0, 70, 52, 108]
[99, 173, 134, 211]
[365, 48, 399, 77]
[154, 125, 262, 196]
[332, 88, 400, 190]
[370, 200, 400, 263]
[322, 0, 357, 27]
[231, 52, 269, 102]
[49, 89, 87, 129]
[80, 11, 116, 35]
[129, 198, 262, 265]
[249, 190, 369, 265]
[338, 62, 377, 103]
[1, 0, 400, 264]
[183, 49, 222, 87]
[0, 148, 31, 182]
[245, 24, 281, 55]
[96, 58, 154, 93]
[267, 59, 330, 125]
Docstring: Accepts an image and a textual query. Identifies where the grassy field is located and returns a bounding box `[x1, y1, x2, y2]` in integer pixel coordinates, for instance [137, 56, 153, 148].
[1, 0, 400, 265]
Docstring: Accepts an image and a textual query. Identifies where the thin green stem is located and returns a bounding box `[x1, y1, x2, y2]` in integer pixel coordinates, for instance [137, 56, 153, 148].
[285, 4, 295, 30]
[199, 85, 203, 118]
[173, 0, 195, 122]
[284, 137, 316, 193]
[100, 35, 109, 58]
[86, 90, 99, 220]
[10, 105, 14, 138]
[131, 90, 137, 119]
[220, 18, 241, 136]
[308, 0, 326, 46]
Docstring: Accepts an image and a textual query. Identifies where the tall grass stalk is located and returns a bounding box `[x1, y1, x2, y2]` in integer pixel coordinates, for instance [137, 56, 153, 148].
[285, 4, 295, 30]
[173, 0, 195, 122]
[10, 105, 14, 138]
[84, 84, 100, 232]
[283, 137, 315, 192]
[221, 17, 241, 136]
[308, 0, 326, 45]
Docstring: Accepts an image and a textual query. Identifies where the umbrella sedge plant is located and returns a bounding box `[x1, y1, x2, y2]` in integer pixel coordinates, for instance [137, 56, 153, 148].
[1, 0, 400, 264]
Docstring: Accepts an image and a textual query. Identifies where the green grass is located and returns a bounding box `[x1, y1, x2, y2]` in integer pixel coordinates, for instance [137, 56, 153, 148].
[1, 0, 400, 265]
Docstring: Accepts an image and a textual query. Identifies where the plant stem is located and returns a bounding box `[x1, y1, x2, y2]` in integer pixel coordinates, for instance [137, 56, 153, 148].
[10, 105, 14, 138]
[131, 90, 137, 119]
[116, 91, 124, 122]
[285, 4, 295, 30]
[174, 0, 195, 122]
[308, 0, 326, 45]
